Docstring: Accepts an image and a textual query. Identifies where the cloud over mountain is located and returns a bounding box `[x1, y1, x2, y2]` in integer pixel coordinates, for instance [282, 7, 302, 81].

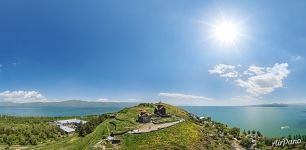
[158, 92, 215, 105]
[0, 90, 46, 103]
[159, 92, 212, 100]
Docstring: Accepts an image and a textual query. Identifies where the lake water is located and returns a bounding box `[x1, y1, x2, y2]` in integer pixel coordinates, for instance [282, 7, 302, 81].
[0, 106, 123, 117]
[1, 105, 306, 137]
[183, 106, 306, 137]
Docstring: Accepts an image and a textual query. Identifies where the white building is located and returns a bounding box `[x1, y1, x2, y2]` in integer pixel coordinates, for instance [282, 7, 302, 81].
[56, 119, 87, 126]
[59, 125, 75, 133]
[55, 119, 87, 134]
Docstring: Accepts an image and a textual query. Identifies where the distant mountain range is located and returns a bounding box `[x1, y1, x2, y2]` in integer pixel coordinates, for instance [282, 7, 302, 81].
[246, 103, 306, 107]
[0, 100, 139, 107]
[246, 103, 290, 107]
[1, 100, 305, 107]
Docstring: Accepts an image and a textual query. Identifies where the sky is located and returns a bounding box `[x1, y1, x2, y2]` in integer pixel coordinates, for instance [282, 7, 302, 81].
[0, 0, 306, 105]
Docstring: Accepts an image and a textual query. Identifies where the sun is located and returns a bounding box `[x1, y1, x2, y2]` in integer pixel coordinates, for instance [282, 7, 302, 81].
[214, 22, 238, 43]
[208, 19, 244, 47]
[199, 15, 247, 49]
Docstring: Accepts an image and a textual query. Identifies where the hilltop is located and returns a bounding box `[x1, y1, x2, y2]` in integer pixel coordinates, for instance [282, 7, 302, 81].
[10, 103, 238, 150]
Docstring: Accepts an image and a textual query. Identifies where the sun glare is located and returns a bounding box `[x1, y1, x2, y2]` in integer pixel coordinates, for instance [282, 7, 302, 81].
[214, 22, 238, 43]
[207, 18, 244, 48]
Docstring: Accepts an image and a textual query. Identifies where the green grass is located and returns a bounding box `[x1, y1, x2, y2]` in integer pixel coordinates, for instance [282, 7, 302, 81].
[0, 115, 98, 149]
[22, 103, 193, 150]
[31, 120, 111, 150]
[121, 121, 204, 150]
[2, 103, 238, 150]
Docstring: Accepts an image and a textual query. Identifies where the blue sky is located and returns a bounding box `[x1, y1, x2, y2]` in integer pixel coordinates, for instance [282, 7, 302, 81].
[0, 1, 306, 105]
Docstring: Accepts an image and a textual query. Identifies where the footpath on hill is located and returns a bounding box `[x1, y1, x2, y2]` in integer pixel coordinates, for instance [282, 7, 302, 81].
[128, 119, 185, 134]
[94, 119, 185, 149]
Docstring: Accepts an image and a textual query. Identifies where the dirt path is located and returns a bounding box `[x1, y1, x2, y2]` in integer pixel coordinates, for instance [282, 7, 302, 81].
[128, 119, 184, 134]
[232, 138, 245, 150]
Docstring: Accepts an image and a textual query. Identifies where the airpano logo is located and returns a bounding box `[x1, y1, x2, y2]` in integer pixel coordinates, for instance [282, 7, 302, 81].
[272, 138, 301, 147]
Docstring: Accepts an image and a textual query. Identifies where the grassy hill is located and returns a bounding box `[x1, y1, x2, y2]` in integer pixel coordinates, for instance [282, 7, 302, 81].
[2, 103, 306, 149]
[16, 103, 234, 150]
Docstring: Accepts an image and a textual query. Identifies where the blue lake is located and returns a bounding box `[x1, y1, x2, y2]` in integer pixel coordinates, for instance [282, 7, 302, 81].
[0, 106, 123, 117]
[183, 106, 306, 137]
[1, 105, 306, 137]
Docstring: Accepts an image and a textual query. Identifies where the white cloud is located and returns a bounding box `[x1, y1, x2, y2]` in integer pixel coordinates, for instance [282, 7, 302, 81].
[246, 65, 265, 75]
[235, 63, 290, 96]
[158, 92, 215, 106]
[159, 92, 212, 100]
[291, 55, 302, 61]
[209, 63, 290, 97]
[208, 64, 239, 78]
[295, 56, 302, 61]
[96, 98, 138, 103]
[290, 55, 303, 61]
[0, 90, 47, 103]
[97, 98, 109, 102]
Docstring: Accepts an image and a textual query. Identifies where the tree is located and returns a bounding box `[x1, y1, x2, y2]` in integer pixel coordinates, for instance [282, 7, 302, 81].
[256, 131, 262, 137]
[240, 138, 252, 148]
[229, 127, 240, 138]
[76, 114, 108, 137]
[256, 141, 265, 149]
[243, 130, 247, 136]
[29, 135, 38, 145]
[207, 117, 212, 122]
[7, 134, 17, 146]
[18, 136, 28, 145]
[288, 135, 292, 140]
[252, 130, 256, 135]
[264, 137, 273, 146]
